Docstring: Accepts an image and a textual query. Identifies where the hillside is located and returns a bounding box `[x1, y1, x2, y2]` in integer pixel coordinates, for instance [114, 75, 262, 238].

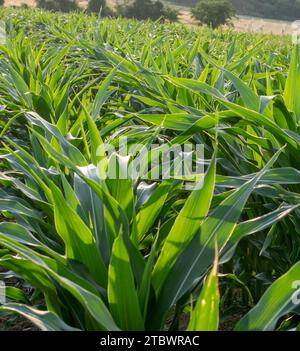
[170, 0, 300, 21]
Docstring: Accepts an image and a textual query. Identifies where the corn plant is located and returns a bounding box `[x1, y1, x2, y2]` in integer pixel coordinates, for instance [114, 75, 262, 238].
[0, 8, 300, 331]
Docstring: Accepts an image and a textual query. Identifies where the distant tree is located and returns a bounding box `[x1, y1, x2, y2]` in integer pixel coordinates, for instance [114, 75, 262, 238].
[118, 0, 178, 22]
[36, 0, 79, 13]
[88, 0, 105, 13]
[0, 0, 4, 6]
[192, 0, 235, 28]
[163, 5, 179, 22]
[87, 0, 114, 16]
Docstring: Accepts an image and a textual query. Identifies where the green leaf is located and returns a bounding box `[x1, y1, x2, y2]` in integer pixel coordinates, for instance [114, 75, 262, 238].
[235, 261, 300, 331]
[136, 180, 173, 240]
[0, 304, 80, 331]
[0, 234, 119, 331]
[165, 76, 225, 99]
[0, 199, 41, 221]
[284, 44, 300, 120]
[150, 148, 282, 329]
[221, 204, 299, 264]
[48, 180, 108, 287]
[25, 112, 87, 166]
[138, 113, 202, 131]
[108, 234, 144, 331]
[91, 67, 116, 120]
[188, 246, 219, 331]
[139, 238, 157, 320]
[219, 66, 261, 112]
[5, 287, 30, 304]
[153, 154, 216, 294]
[85, 109, 107, 167]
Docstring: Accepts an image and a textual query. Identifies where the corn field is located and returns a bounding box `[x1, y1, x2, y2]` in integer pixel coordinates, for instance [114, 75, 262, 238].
[1, 8, 300, 332]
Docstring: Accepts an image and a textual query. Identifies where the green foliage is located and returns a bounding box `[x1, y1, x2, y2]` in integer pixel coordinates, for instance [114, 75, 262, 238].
[1, 8, 300, 331]
[117, 0, 178, 22]
[87, 0, 114, 16]
[88, 0, 106, 12]
[36, 0, 79, 12]
[192, 0, 235, 28]
[188, 248, 219, 331]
